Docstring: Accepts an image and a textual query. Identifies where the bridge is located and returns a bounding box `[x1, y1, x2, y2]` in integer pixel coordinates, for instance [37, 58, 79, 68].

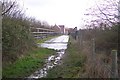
[31, 27, 60, 39]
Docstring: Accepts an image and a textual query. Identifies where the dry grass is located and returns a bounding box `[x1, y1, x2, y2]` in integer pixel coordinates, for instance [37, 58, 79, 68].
[78, 40, 112, 78]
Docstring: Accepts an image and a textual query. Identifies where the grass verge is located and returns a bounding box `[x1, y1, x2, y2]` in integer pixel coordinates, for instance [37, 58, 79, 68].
[2, 35, 61, 78]
[46, 36, 86, 78]
[2, 47, 55, 78]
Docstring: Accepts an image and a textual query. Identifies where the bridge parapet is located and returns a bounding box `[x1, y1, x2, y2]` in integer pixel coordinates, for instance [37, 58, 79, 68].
[30, 27, 60, 39]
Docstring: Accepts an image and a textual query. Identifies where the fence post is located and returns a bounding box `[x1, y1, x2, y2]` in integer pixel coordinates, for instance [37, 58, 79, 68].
[111, 50, 118, 78]
[92, 38, 95, 57]
[91, 38, 96, 77]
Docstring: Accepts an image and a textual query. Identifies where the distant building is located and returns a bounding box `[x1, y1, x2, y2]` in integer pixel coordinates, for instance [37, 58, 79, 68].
[52, 24, 67, 34]
[68, 27, 78, 35]
[59, 25, 65, 34]
[68, 28, 74, 34]
[65, 28, 69, 34]
[52, 24, 61, 33]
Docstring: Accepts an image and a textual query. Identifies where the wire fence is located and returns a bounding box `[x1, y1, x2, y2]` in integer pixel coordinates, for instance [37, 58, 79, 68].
[70, 29, 119, 78]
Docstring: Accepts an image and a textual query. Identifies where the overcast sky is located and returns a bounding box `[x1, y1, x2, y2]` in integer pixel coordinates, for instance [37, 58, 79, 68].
[19, 0, 98, 29]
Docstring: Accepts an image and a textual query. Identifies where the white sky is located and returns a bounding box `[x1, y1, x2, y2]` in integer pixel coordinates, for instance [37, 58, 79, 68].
[19, 0, 98, 29]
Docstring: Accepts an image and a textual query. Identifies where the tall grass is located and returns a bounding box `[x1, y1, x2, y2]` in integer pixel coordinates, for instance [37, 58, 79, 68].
[79, 41, 111, 78]
[76, 24, 119, 78]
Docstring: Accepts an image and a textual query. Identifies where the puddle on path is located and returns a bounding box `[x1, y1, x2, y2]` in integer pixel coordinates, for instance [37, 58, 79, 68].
[28, 35, 69, 78]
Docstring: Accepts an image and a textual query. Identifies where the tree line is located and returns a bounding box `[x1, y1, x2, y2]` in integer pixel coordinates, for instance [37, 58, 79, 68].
[2, 0, 51, 65]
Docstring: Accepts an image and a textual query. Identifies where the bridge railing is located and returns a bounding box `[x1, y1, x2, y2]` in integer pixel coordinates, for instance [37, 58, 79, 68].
[30, 27, 61, 39]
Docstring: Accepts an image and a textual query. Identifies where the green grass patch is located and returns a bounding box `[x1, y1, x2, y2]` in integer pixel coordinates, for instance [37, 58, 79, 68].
[2, 47, 56, 78]
[46, 36, 86, 78]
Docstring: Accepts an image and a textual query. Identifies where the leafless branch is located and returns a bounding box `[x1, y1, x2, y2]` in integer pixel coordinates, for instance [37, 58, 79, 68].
[2, 1, 15, 15]
[95, 2, 115, 24]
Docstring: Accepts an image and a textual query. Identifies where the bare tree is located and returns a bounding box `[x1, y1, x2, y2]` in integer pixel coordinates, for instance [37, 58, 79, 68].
[84, 0, 119, 28]
[2, 0, 16, 16]
[2, 0, 24, 19]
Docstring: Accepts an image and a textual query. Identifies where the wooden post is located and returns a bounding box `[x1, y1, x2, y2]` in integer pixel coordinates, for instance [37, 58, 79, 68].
[92, 38, 95, 58]
[92, 38, 96, 77]
[111, 50, 118, 78]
